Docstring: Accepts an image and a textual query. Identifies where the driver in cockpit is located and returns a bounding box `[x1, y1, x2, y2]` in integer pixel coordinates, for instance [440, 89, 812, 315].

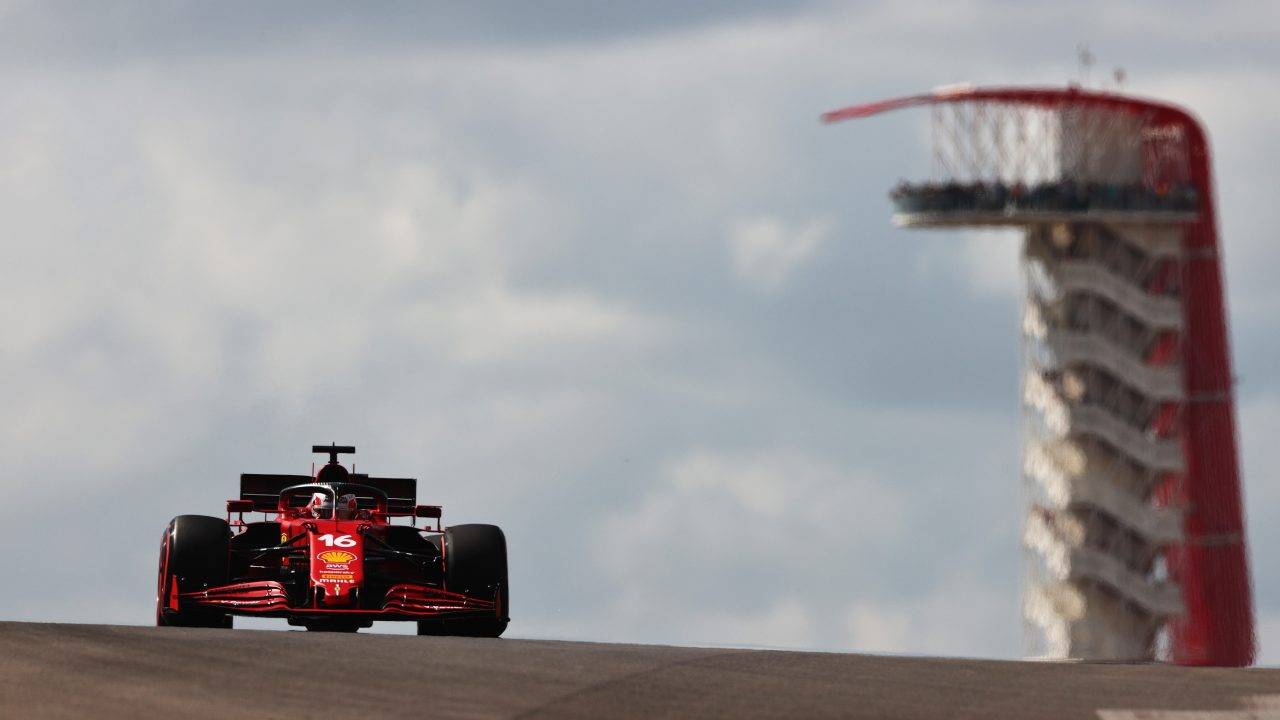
[305, 492, 362, 520]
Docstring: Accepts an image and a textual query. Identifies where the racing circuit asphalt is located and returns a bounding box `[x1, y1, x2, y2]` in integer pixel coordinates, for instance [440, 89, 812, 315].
[4, 622, 1280, 719]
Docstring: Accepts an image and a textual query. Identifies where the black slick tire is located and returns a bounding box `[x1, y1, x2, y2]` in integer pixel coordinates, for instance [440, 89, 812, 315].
[156, 515, 232, 629]
[418, 524, 508, 637]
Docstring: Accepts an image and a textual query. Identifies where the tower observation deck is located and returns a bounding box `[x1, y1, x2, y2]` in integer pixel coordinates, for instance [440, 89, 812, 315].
[824, 86, 1253, 666]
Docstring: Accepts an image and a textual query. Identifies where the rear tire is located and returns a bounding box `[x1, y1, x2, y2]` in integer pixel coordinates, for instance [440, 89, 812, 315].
[417, 524, 508, 637]
[156, 515, 232, 629]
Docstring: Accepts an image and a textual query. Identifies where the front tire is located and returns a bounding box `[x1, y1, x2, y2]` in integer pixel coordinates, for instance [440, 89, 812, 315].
[156, 515, 232, 629]
[418, 524, 508, 637]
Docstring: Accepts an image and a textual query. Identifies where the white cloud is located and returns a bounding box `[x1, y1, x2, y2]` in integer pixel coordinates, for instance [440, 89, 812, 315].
[845, 575, 1019, 656]
[684, 599, 819, 650]
[590, 448, 910, 648]
[403, 286, 658, 365]
[1257, 613, 1280, 667]
[847, 601, 914, 653]
[958, 229, 1023, 298]
[728, 216, 829, 292]
[912, 228, 1024, 300]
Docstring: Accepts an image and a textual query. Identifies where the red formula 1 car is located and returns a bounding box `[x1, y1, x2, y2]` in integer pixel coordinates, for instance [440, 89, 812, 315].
[156, 444, 508, 636]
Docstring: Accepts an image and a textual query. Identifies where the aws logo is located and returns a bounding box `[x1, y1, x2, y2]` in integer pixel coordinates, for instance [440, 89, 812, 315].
[316, 550, 357, 564]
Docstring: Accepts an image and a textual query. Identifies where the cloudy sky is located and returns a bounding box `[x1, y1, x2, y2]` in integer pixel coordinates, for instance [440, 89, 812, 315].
[2, 1, 1278, 660]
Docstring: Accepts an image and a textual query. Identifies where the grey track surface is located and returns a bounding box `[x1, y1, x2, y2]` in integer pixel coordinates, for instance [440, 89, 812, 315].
[3, 622, 1280, 719]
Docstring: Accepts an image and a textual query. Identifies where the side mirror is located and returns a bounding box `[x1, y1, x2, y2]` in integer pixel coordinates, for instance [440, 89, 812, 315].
[227, 500, 255, 513]
[415, 505, 442, 519]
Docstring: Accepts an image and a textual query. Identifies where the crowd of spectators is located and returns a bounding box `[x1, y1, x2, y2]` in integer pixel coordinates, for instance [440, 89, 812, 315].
[889, 180, 1198, 215]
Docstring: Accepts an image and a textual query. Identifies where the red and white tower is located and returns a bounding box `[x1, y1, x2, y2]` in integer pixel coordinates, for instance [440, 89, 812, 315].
[824, 86, 1253, 665]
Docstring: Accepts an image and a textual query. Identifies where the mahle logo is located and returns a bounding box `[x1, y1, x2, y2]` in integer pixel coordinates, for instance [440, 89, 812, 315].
[317, 550, 356, 564]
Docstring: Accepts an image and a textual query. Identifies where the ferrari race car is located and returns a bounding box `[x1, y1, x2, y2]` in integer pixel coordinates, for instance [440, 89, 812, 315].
[156, 444, 508, 636]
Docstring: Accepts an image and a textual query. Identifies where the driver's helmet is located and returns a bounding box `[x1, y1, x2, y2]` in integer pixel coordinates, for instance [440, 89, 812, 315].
[306, 492, 332, 519]
[335, 493, 359, 520]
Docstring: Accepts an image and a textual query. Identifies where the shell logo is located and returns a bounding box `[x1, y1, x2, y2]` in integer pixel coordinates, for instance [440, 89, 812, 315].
[317, 550, 357, 564]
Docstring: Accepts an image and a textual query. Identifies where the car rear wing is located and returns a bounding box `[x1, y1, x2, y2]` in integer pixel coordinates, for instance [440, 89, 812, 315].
[239, 473, 418, 515]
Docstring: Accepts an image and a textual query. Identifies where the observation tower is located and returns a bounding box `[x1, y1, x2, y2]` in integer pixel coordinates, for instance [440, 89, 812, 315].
[824, 86, 1253, 665]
